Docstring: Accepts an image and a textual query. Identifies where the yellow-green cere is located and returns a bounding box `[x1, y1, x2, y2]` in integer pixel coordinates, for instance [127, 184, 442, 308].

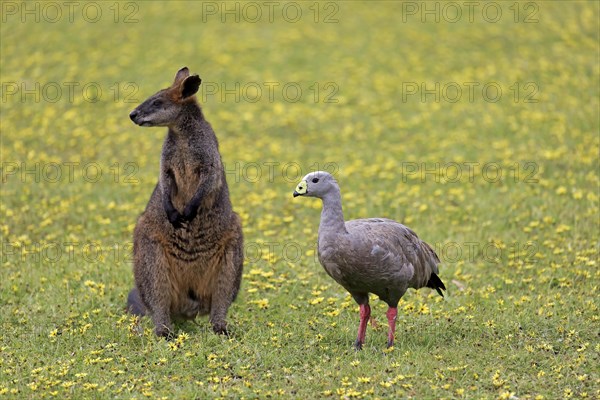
[295, 180, 308, 195]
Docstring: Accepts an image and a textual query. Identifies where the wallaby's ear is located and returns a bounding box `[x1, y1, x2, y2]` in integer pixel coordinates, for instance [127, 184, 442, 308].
[181, 75, 201, 99]
[173, 67, 190, 85]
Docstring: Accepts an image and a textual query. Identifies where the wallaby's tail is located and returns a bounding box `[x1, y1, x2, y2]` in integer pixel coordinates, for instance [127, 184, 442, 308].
[127, 288, 146, 316]
[426, 272, 446, 298]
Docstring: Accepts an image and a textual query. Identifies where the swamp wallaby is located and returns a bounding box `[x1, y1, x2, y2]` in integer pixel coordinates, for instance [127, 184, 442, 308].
[127, 67, 243, 338]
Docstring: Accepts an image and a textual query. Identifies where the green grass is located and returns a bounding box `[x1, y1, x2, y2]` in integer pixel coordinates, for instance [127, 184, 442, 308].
[1, 1, 599, 399]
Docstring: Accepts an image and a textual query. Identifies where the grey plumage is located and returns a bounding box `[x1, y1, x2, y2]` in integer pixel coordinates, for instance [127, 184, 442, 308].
[293, 171, 445, 349]
[320, 218, 442, 305]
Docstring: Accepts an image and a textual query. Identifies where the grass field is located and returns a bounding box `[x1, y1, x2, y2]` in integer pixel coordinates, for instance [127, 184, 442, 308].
[1, 1, 599, 399]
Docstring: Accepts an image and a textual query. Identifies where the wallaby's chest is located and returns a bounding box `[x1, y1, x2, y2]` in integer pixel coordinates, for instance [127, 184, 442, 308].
[162, 137, 207, 203]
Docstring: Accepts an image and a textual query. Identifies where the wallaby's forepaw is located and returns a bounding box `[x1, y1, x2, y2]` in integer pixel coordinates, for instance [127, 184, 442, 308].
[167, 210, 187, 229]
[155, 326, 176, 340]
[212, 323, 229, 336]
[182, 204, 198, 222]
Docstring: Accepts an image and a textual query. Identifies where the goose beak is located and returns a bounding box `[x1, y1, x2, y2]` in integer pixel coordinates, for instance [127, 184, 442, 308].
[293, 180, 308, 197]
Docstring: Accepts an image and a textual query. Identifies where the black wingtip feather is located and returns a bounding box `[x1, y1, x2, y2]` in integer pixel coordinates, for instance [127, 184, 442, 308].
[427, 273, 446, 297]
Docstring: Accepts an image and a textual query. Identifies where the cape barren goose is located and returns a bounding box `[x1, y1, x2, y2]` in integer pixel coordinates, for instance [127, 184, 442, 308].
[293, 171, 446, 349]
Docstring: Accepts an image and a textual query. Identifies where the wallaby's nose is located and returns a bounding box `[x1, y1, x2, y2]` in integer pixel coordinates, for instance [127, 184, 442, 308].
[129, 110, 138, 121]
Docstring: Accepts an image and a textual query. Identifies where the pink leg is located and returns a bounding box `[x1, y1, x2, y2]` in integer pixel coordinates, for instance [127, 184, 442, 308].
[386, 307, 397, 348]
[355, 304, 371, 350]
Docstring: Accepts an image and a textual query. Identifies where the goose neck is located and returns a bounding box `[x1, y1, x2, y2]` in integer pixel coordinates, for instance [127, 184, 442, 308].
[319, 190, 347, 235]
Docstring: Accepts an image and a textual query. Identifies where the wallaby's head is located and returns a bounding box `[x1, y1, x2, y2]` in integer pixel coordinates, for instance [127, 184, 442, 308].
[129, 67, 202, 127]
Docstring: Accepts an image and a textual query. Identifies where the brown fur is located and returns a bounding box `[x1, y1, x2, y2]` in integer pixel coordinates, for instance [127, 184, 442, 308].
[128, 67, 243, 338]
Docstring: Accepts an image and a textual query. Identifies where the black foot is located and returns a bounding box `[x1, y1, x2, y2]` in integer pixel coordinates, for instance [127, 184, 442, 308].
[156, 326, 175, 340]
[212, 324, 229, 336]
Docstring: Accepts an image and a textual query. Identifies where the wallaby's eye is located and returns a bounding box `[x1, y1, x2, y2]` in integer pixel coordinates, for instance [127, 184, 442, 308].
[312, 178, 319, 183]
[151, 99, 163, 107]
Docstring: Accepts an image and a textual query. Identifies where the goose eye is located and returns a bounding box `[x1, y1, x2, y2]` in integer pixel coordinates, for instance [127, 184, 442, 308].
[312, 178, 319, 183]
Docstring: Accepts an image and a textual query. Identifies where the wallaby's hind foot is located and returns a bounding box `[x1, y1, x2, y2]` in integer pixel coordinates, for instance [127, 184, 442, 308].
[152, 311, 175, 339]
[126, 288, 147, 316]
[208, 292, 230, 336]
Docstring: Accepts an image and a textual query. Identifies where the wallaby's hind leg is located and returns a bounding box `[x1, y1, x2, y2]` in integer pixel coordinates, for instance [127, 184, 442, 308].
[209, 234, 243, 335]
[230, 232, 244, 302]
[134, 227, 174, 338]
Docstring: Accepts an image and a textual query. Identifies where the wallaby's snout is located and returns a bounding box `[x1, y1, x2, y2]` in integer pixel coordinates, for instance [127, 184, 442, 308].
[129, 67, 202, 128]
[128, 91, 172, 127]
[129, 110, 139, 122]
